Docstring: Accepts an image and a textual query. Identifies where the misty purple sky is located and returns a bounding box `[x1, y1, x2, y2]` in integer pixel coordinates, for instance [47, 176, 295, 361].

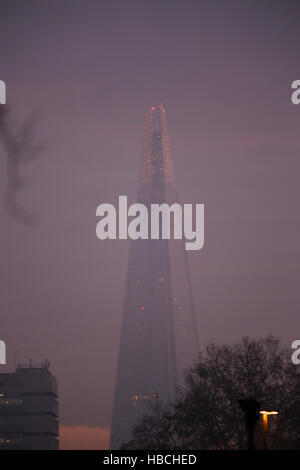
[1, 0, 300, 444]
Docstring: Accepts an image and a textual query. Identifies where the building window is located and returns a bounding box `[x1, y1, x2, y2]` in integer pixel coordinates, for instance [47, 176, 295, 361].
[0, 396, 23, 407]
[0, 437, 23, 448]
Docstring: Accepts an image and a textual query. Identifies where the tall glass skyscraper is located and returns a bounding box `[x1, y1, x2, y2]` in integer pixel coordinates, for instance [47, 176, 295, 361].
[110, 104, 199, 449]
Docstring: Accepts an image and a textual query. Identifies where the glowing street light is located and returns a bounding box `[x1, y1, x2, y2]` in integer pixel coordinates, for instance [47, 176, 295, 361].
[259, 410, 278, 450]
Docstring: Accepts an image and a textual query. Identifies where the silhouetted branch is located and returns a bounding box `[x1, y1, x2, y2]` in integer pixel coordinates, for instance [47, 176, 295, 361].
[0, 105, 44, 225]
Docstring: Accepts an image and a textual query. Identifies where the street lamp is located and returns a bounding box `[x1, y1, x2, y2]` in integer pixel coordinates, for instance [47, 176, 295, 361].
[259, 410, 278, 450]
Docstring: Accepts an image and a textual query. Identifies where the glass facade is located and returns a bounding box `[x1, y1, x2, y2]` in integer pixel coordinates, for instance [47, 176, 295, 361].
[110, 105, 199, 449]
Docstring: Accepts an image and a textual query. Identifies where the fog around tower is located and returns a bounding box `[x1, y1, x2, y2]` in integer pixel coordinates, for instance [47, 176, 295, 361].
[0, 0, 300, 449]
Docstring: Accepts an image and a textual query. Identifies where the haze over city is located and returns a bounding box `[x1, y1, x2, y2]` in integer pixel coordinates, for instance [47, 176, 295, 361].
[1, 0, 300, 449]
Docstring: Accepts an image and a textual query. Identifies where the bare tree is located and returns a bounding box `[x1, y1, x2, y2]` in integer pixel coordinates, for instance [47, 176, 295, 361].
[0, 105, 44, 225]
[123, 336, 300, 450]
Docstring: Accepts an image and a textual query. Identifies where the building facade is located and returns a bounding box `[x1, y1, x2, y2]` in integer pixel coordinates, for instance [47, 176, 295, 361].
[0, 362, 58, 450]
[110, 104, 199, 449]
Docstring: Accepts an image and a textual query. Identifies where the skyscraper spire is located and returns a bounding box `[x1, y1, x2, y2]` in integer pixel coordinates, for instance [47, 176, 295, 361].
[110, 104, 199, 449]
[138, 104, 174, 189]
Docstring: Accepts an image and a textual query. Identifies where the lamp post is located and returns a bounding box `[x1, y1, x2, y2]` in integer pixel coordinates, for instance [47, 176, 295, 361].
[259, 411, 278, 450]
[238, 399, 260, 450]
